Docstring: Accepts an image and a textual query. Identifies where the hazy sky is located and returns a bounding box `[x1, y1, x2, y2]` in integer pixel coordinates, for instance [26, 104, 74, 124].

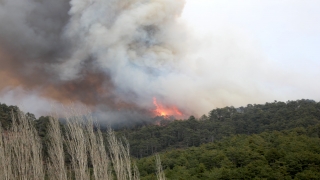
[182, 0, 320, 101]
[182, 0, 320, 70]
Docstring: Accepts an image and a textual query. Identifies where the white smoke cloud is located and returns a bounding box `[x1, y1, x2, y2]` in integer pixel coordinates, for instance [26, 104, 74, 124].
[56, 0, 195, 111]
[56, 0, 277, 116]
[1, 0, 318, 120]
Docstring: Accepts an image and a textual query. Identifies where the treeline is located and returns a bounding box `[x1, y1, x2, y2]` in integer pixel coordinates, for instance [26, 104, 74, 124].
[117, 99, 320, 158]
[137, 125, 320, 179]
[0, 103, 23, 129]
[1, 99, 320, 160]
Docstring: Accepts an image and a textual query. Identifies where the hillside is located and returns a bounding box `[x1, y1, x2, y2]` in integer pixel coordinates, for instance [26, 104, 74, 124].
[137, 126, 320, 179]
[116, 99, 320, 158]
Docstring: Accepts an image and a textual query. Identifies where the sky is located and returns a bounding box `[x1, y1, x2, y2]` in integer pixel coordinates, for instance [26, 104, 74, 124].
[182, 0, 320, 70]
[0, 0, 319, 118]
[181, 0, 320, 101]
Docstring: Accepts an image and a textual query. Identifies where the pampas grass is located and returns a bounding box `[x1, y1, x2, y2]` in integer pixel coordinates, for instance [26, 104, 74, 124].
[156, 154, 166, 180]
[0, 109, 165, 180]
[46, 116, 67, 180]
[85, 117, 112, 180]
[0, 111, 44, 180]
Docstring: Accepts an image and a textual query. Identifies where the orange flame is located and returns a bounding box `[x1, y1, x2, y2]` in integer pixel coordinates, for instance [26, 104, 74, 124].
[153, 97, 182, 117]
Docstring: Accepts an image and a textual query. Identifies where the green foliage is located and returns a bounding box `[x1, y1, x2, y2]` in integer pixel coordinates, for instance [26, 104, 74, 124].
[117, 99, 320, 158]
[0, 103, 19, 129]
[138, 127, 320, 180]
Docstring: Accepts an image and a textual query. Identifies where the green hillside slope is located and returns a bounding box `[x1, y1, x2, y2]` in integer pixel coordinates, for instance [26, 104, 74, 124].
[118, 99, 320, 158]
[137, 126, 320, 180]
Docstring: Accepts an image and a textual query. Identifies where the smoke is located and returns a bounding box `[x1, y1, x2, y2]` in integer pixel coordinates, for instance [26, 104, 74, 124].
[0, 0, 304, 123]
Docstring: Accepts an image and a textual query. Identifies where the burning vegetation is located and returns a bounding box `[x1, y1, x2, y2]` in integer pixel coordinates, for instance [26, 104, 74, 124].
[153, 97, 183, 118]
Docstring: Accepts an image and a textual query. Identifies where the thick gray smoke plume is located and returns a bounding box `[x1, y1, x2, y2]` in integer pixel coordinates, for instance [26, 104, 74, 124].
[0, 0, 192, 121]
[0, 0, 281, 123]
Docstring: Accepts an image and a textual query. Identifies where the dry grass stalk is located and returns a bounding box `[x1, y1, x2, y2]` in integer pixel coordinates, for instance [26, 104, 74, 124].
[156, 154, 166, 180]
[2, 111, 45, 180]
[64, 114, 89, 180]
[107, 128, 140, 180]
[0, 107, 165, 180]
[132, 162, 140, 180]
[0, 125, 5, 176]
[107, 128, 125, 180]
[85, 116, 112, 180]
[46, 116, 67, 180]
[121, 138, 133, 180]
[0, 123, 12, 180]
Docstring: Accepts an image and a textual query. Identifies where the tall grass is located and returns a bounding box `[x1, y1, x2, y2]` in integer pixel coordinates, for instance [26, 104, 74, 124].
[107, 129, 140, 180]
[85, 118, 112, 180]
[156, 154, 166, 180]
[46, 116, 67, 180]
[0, 111, 44, 180]
[65, 117, 90, 180]
[0, 110, 165, 180]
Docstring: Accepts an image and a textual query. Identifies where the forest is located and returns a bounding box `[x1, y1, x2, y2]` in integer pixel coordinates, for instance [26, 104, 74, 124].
[118, 99, 320, 158]
[137, 127, 320, 179]
[0, 99, 320, 179]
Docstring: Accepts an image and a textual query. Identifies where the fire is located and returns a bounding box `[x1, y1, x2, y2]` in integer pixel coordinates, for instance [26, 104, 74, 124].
[153, 97, 182, 117]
